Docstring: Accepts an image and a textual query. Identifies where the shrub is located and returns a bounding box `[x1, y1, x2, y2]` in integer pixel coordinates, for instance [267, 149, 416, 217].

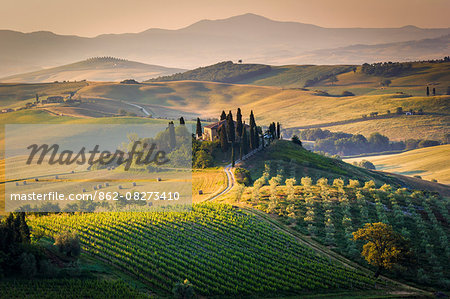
[418, 140, 440, 148]
[291, 135, 302, 146]
[54, 232, 81, 259]
[172, 279, 195, 299]
[234, 168, 252, 186]
[348, 179, 360, 188]
[193, 150, 213, 169]
[20, 252, 37, 278]
[358, 160, 376, 170]
[341, 90, 355, 96]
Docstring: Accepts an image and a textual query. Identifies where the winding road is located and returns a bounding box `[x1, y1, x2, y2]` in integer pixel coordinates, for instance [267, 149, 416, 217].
[124, 101, 151, 116]
[207, 164, 235, 201]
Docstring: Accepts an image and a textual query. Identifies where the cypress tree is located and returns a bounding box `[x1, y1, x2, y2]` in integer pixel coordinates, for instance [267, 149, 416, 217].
[19, 213, 30, 244]
[254, 126, 259, 148]
[269, 122, 276, 139]
[242, 123, 249, 155]
[277, 122, 281, 139]
[168, 121, 176, 149]
[12, 214, 22, 243]
[239, 138, 243, 161]
[426, 86, 430, 96]
[249, 110, 256, 128]
[226, 111, 235, 143]
[236, 108, 243, 138]
[220, 110, 227, 120]
[219, 125, 229, 152]
[432, 88, 436, 96]
[179, 117, 185, 125]
[249, 125, 255, 150]
[196, 118, 202, 138]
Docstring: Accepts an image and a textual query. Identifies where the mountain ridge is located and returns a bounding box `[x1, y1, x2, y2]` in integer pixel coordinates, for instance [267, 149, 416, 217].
[0, 57, 186, 83]
[1, 13, 449, 77]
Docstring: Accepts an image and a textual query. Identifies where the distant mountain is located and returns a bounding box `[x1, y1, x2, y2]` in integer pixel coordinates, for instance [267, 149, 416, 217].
[1, 13, 449, 77]
[0, 57, 185, 83]
[287, 34, 450, 65]
[148, 61, 272, 83]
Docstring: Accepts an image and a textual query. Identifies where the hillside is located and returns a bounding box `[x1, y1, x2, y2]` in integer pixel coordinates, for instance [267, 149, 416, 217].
[0, 57, 185, 83]
[148, 61, 271, 83]
[239, 61, 450, 94]
[240, 140, 404, 187]
[75, 80, 449, 141]
[0, 81, 88, 108]
[2, 75, 447, 141]
[233, 157, 450, 289]
[1, 14, 449, 76]
[344, 145, 450, 184]
[28, 203, 380, 297]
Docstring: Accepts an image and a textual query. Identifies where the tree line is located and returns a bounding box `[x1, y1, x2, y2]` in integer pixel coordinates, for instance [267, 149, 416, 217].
[0, 213, 81, 278]
[361, 62, 412, 77]
[297, 128, 441, 156]
[149, 61, 271, 83]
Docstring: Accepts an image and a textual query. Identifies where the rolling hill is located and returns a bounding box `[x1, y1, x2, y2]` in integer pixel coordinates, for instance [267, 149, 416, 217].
[75, 80, 449, 141]
[1, 13, 449, 76]
[344, 144, 450, 184]
[1, 64, 448, 141]
[240, 140, 404, 187]
[0, 57, 185, 83]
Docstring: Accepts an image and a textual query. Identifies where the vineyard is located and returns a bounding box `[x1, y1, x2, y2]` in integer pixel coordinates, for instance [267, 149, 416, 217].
[28, 203, 377, 296]
[238, 161, 450, 289]
[0, 278, 149, 299]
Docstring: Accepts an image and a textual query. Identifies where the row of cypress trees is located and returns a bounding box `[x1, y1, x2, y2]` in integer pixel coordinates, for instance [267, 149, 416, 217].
[193, 110, 281, 166]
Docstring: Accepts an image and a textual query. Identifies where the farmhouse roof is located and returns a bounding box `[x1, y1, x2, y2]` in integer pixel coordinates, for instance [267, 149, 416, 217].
[204, 119, 250, 129]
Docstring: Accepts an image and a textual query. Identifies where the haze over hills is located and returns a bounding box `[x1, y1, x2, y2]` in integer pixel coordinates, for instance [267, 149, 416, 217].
[0, 57, 186, 83]
[1, 13, 449, 77]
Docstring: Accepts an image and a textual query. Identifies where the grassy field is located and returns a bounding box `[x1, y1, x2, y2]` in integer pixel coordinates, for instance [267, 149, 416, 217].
[320, 114, 450, 141]
[192, 168, 227, 203]
[0, 82, 88, 108]
[240, 62, 450, 97]
[344, 145, 450, 184]
[1, 60, 448, 142]
[72, 81, 449, 141]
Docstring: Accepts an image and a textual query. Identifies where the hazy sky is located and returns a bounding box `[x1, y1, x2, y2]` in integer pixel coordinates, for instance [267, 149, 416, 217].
[1, 0, 449, 37]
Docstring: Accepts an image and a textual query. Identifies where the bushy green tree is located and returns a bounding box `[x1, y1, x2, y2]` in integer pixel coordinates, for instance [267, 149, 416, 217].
[54, 231, 81, 259]
[353, 223, 410, 277]
[172, 279, 195, 299]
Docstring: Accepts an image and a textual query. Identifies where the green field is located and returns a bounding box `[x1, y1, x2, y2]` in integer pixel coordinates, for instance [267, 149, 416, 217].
[29, 203, 379, 297]
[0, 279, 150, 299]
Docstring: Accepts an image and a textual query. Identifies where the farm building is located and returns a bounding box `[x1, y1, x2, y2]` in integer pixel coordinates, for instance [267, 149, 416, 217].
[202, 120, 250, 141]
